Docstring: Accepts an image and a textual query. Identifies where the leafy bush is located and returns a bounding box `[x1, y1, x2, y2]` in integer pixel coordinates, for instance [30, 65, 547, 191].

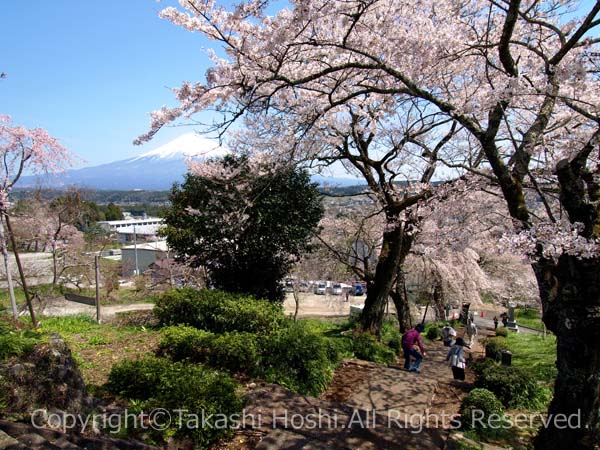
[352, 332, 397, 365]
[260, 322, 335, 396]
[0, 328, 40, 362]
[106, 356, 173, 400]
[426, 325, 441, 340]
[484, 337, 508, 361]
[475, 364, 542, 409]
[387, 335, 402, 354]
[158, 326, 260, 373]
[154, 288, 286, 334]
[460, 388, 504, 433]
[495, 326, 508, 337]
[470, 358, 499, 377]
[106, 357, 242, 449]
[159, 323, 336, 396]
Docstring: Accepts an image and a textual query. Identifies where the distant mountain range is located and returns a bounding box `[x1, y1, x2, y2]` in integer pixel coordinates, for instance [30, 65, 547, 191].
[18, 133, 364, 190]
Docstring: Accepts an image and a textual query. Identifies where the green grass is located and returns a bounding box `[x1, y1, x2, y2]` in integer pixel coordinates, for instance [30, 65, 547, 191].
[515, 308, 545, 330]
[35, 314, 160, 386]
[0, 320, 44, 362]
[0, 283, 58, 311]
[505, 332, 557, 386]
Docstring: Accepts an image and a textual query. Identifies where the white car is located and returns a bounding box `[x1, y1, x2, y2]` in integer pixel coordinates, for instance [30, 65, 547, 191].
[332, 282, 342, 295]
[314, 282, 327, 295]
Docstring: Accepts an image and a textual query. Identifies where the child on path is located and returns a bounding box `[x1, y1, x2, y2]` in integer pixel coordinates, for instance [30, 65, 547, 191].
[446, 337, 467, 380]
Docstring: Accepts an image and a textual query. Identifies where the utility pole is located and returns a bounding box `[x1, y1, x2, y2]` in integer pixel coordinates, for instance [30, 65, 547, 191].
[95, 255, 101, 323]
[133, 223, 139, 276]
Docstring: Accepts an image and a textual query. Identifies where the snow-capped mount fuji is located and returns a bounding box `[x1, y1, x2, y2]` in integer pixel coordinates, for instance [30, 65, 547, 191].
[131, 133, 228, 162]
[18, 133, 229, 191]
[18, 132, 365, 190]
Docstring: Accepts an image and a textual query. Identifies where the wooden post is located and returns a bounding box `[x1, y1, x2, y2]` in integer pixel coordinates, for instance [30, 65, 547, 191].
[95, 255, 101, 323]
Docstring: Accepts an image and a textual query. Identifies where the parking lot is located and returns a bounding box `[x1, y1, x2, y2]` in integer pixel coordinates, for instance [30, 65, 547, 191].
[282, 291, 366, 317]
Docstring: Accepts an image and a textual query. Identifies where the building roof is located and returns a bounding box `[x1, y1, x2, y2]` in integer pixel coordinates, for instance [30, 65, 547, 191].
[98, 217, 164, 226]
[117, 224, 164, 235]
[121, 240, 169, 252]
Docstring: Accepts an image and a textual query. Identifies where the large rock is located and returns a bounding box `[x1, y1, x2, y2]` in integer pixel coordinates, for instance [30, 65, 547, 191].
[0, 334, 92, 416]
[0, 430, 20, 450]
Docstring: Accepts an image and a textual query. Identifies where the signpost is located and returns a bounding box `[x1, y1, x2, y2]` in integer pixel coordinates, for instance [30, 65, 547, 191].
[64, 255, 101, 323]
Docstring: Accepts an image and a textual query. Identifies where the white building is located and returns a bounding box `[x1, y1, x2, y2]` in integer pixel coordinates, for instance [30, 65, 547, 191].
[97, 217, 164, 233]
[121, 240, 169, 276]
[97, 218, 165, 243]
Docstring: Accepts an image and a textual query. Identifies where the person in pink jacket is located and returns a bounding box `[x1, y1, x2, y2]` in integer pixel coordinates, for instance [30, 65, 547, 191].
[401, 323, 427, 373]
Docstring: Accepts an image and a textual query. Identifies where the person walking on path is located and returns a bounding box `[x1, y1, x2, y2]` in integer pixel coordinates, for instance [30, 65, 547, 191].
[401, 323, 427, 373]
[493, 316, 499, 330]
[466, 320, 478, 346]
[446, 337, 467, 381]
[441, 323, 457, 347]
[501, 312, 508, 328]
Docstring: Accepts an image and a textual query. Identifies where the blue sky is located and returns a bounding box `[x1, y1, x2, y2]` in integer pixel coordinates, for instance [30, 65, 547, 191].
[1, 0, 218, 167]
[1, 1, 597, 169]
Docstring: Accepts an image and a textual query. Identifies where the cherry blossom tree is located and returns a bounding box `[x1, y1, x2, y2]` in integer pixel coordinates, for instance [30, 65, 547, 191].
[11, 194, 87, 289]
[138, 1, 600, 447]
[0, 115, 74, 324]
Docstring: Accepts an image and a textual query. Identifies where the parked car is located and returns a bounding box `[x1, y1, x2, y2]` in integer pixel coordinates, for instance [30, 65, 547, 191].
[284, 278, 294, 292]
[314, 281, 327, 295]
[352, 282, 364, 296]
[332, 282, 342, 295]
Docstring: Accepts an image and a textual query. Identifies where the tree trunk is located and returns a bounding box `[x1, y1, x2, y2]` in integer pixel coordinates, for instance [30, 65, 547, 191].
[4, 215, 38, 328]
[533, 255, 600, 450]
[360, 223, 413, 336]
[51, 242, 59, 289]
[390, 271, 412, 333]
[0, 215, 18, 320]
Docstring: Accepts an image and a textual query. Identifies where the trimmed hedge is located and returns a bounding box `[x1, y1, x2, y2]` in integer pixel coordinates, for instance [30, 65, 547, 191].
[495, 326, 508, 337]
[484, 337, 508, 361]
[475, 364, 542, 409]
[352, 332, 397, 365]
[154, 288, 286, 334]
[261, 322, 335, 396]
[426, 325, 441, 341]
[158, 326, 260, 373]
[460, 388, 504, 432]
[106, 357, 242, 449]
[158, 323, 337, 396]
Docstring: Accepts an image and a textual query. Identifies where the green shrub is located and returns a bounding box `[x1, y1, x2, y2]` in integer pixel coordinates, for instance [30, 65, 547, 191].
[260, 322, 335, 396]
[0, 329, 40, 362]
[159, 322, 337, 396]
[159, 326, 260, 374]
[387, 335, 402, 354]
[106, 356, 173, 400]
[158, 325, 213, 361]
[484, 337, 508, 361]
[106, 357, 242, 449]
[154, 288, 286, 334]
[460, 388, 504, 433]
[495, 326, 508, 337]
[426, 325, 441, 340]
[470, 358, 499, 377]
[352, 332, 397, 365]
[475, 364, 542, 409]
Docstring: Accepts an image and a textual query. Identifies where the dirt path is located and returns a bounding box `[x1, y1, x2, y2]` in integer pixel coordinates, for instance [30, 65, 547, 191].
[244, 340, 474, 450]
[41, 298, 154, 318]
